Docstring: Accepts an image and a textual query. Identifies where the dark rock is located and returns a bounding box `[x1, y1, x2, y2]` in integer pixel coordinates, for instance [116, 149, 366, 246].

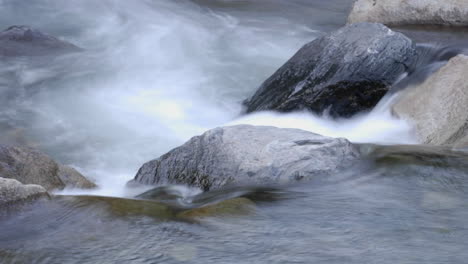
[244, 22, 417, 118]
[0, 25, 80, 57]
[132, 125, 361, 191]
[0, 145, 96, 191]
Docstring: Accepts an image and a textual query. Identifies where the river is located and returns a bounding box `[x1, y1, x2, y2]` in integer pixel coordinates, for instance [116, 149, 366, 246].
[0, 0, 467, 263]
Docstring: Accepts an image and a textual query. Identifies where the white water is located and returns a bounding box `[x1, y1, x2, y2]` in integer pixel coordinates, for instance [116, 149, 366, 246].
[230, 94, 415, 145]
[0, 0, 415, 197]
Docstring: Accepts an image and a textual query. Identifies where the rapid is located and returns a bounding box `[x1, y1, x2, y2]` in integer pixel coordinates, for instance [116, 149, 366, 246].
[1, 0, 467, 263]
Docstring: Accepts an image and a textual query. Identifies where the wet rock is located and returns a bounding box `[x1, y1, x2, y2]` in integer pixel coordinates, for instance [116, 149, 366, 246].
[0, 177, 47, 205]
[60, 195, 174, 219]
[243, 23, 417, 118]
[348, 0, 468, 27]
[0, 25, 80, 57]
[132, 125, 361, 191]
[0, 145, 96, 191]
[392, 55, 468, 147]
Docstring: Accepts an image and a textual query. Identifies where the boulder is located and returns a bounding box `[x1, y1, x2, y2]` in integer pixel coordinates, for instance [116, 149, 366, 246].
[0, 177, 47, 205]
[132, 125, 361, 191]
[0, 25, 80, 57]
[392, 55, 468, 147]
[243, 23, 417, 118]
[0, 145, 96, 191]
[348, 0, 468, 27]
[57, 165, 97, 189]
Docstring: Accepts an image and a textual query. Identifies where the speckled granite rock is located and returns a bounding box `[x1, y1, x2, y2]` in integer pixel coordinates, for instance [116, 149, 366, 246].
[0, 145, 96, 191]
[132, 125, 361, 191]
[0, 177, 47, 205]
[393, 55, 468, 147]
[348, 0, 468, 26]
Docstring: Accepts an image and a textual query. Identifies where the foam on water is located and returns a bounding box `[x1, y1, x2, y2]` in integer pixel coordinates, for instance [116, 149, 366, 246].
[229, 94, 416, 145]
[56, 93, 415, 197]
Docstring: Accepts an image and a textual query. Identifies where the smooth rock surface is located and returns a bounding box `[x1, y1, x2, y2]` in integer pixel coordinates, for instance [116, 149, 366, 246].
[348, 0, 468, 27]
[0, 25, 80, 57]
[0, 145, 96, 191]
[243, 23, 417, 118]
[392, 55, 468, 147]
[133, 125, 361, 191]
[57, 165, 97, 189]
[0, 177, 47, 205]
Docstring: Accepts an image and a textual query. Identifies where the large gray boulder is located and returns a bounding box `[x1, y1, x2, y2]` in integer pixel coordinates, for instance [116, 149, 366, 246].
[348, 0, 468, 27]
[0, 177, 47, 205]
[243, 22, 417, 118]
[132, 125, 361, 191]
[0, 145, 96, 191]
[0, 25, 80, 57]
[392, 55, 468, 147]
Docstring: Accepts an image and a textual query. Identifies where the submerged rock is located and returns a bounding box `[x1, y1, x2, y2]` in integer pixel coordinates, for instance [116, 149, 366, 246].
[177, 197, 255, 219]
[132, 125, 361, 191]
[348, 0, 468, 27]
[57, 194, 254, 220]
[392, 55, 468, 147]
[0, 25, 80, 57]
[0, 177, 47, 205]
[60, 195, 174, 219]
[0, 145, 96, 191]
[243, 22, 417, 118]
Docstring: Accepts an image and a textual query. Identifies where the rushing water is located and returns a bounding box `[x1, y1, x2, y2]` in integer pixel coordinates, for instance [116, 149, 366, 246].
[0, 0, 362, 196]
[1, 0, 468, 263]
